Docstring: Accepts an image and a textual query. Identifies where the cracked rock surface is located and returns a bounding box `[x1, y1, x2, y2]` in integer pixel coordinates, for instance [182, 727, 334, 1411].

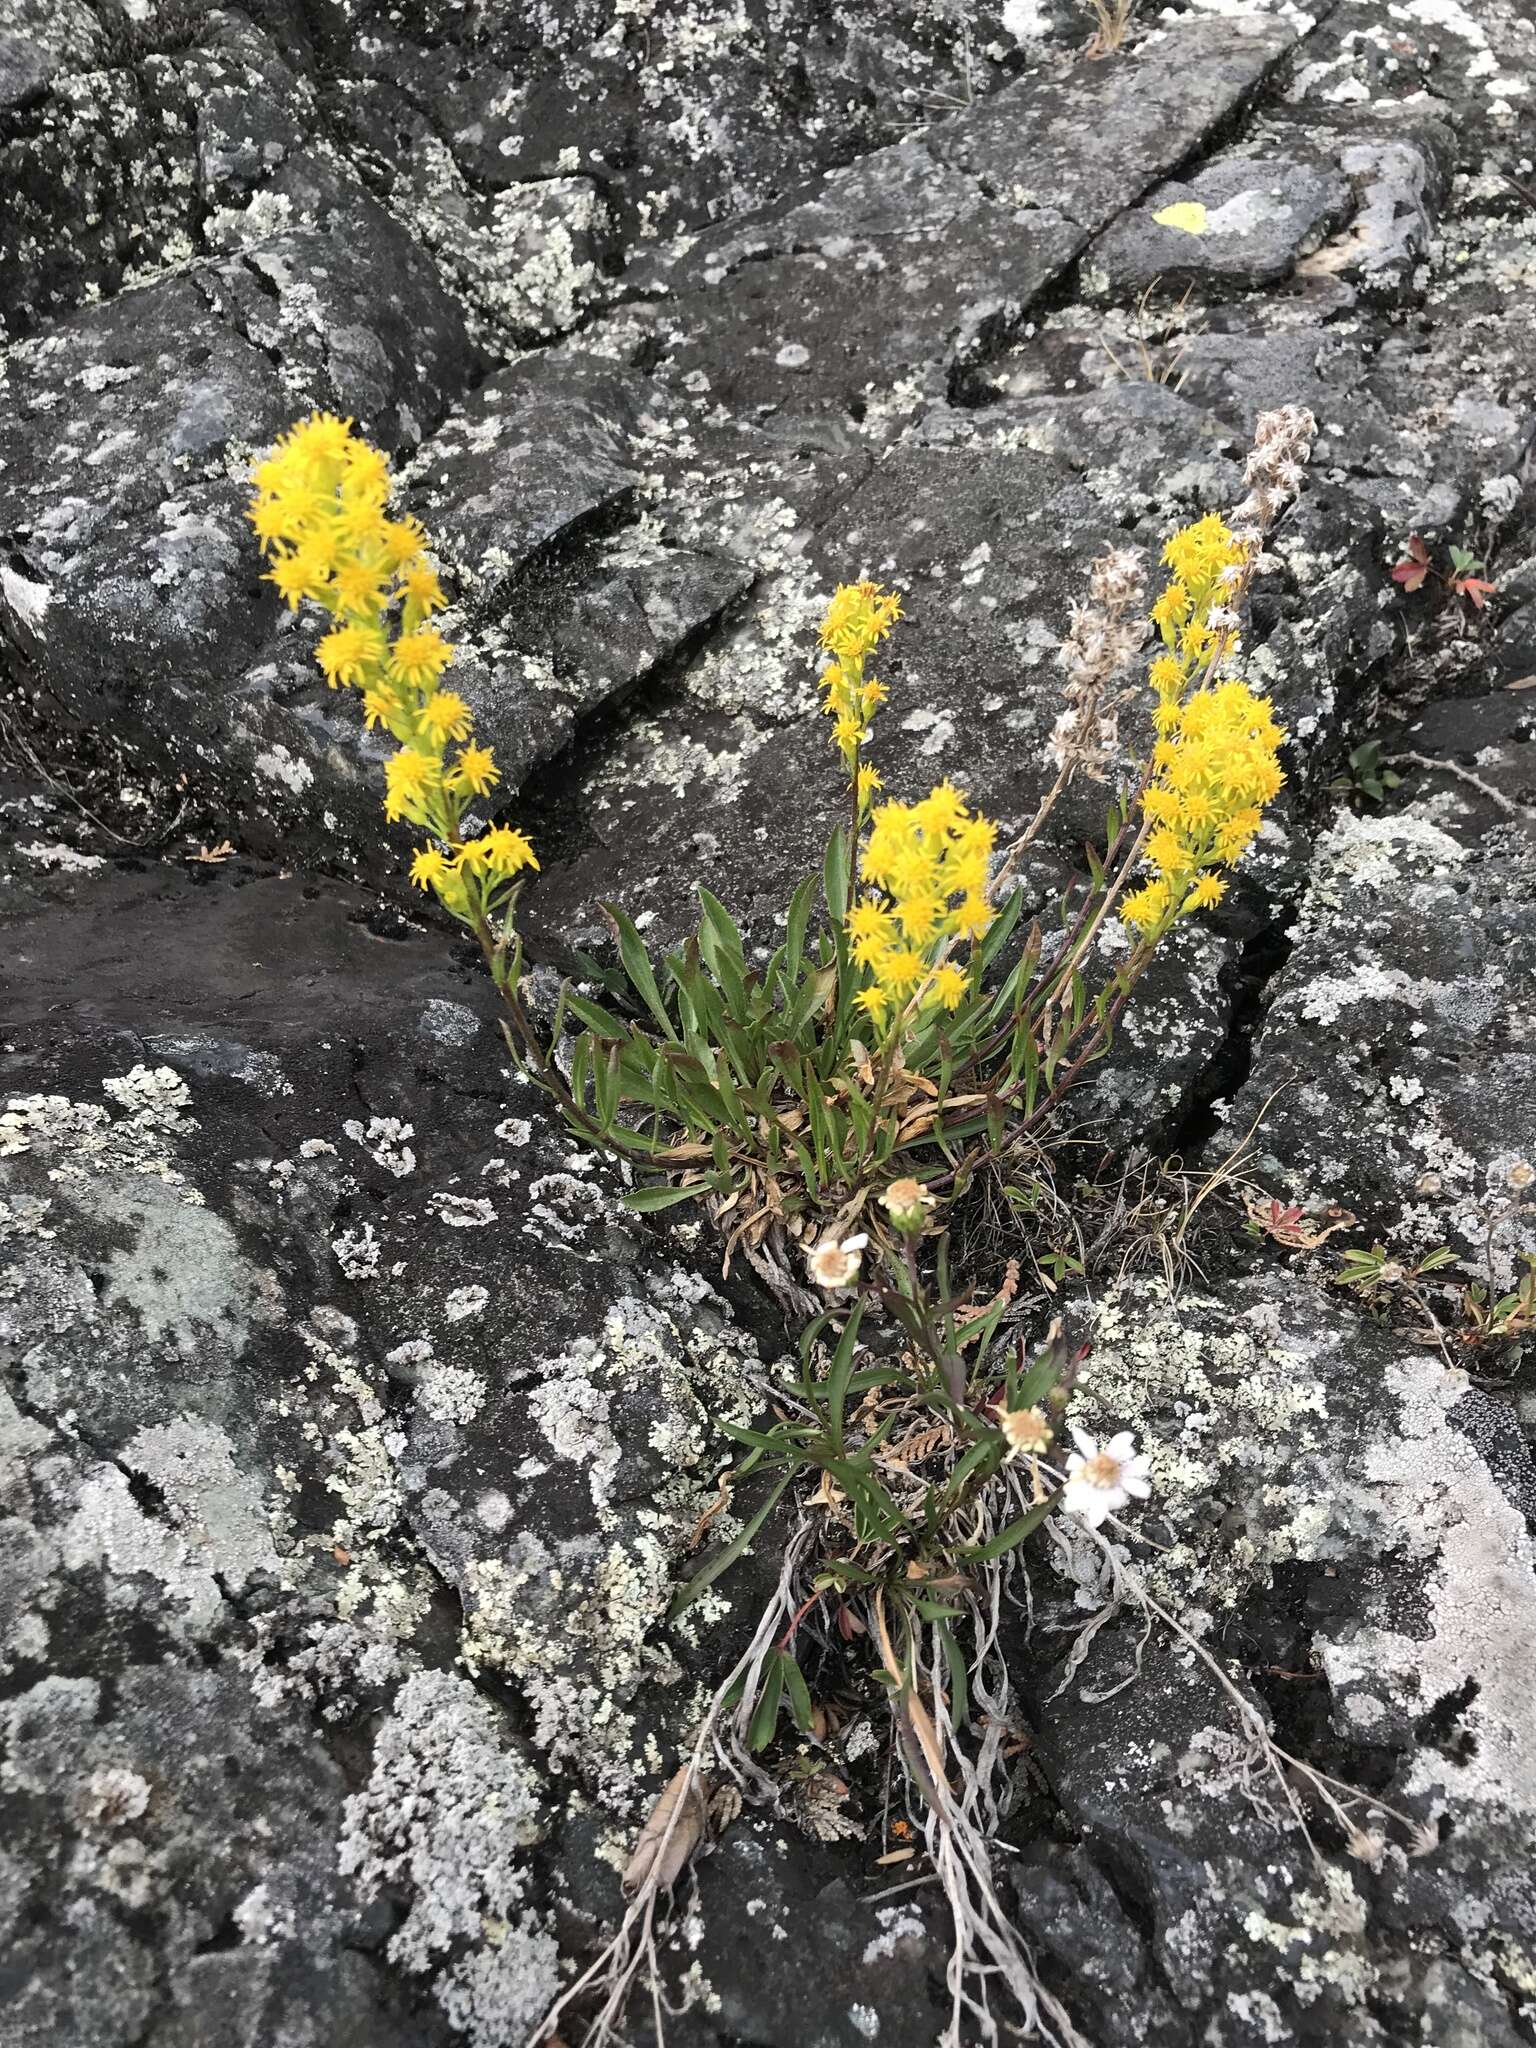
[3, 1, 1536, 2044]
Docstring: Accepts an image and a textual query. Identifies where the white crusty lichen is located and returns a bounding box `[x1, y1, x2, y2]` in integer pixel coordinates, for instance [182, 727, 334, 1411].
[1068, 1281, 1331, 1620]
[339, 1667, 558, 2046]
[1315, 1352, 1536, 1822]
[457, 1275, 781, 1808]
[1, 1065, 198, 1193]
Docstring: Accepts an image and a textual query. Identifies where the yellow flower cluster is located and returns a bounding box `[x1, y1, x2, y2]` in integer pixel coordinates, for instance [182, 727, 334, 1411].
[1146, 512, 1249, 712]
[246, 414, 537, 923]
[847, 782, 996, 1028]
[818, 580, 901, 808]
[1121, 514, 1284, 938]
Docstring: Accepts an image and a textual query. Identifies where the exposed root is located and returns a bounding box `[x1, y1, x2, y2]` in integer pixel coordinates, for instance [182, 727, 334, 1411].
[528, 1521, 816, 2048]
[1070, 1516, 1431, 1860]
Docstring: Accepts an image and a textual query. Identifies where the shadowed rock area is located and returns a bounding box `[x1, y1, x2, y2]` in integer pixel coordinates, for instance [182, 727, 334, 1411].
[3, 2, 1536, 2045]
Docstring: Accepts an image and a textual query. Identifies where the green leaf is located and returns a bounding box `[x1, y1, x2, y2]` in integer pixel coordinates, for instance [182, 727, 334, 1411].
[696, 889, 748, 1014]
[564, 991, 633, 1038]
[913, 1597, 964, 1622]
[593, 1040, 621, 1128]
[622, 1180, 704, 1213]
[824, 1303, 865, 1455]
[976, 885, 1025, 974]
[604, 903, 677, 1040]
[823, 825, 850, 923]
[667, 1472, 792, 1620]
[783, 872, 819, 989]
[748, 1655, 786, 1752]
[936, 1618, 969, 1731]
[785, 963, 838, 1041]
[780, 1650, 815, 1735]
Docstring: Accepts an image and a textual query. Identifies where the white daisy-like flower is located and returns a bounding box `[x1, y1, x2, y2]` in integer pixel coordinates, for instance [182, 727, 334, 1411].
[807, 1233, 868, 1291]
[1061, 1427, 1152, 1528]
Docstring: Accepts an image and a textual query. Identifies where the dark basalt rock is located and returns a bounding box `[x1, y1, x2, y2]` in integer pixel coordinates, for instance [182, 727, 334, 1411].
[1084, 151, 1356, 304]
[4, 2, 1536, 2044]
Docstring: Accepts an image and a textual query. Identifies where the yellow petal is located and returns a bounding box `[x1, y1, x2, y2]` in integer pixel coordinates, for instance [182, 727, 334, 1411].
[1152, 201, 1208, 236]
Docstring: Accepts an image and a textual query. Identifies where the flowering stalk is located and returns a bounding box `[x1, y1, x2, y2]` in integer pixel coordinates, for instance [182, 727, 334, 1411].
[248, 414, 538, 924]
[819, 580, 900, 902]
[246, 415, 649, 1161]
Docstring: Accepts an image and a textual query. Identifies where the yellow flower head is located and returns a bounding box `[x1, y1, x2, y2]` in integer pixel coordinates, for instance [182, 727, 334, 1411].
[1184, 873, 1227, 912]
[391, 628, 454, 690]
[399, 559, 446, 615]
[463, 826, 539, 877]
[820, 580, 903, 662]
[410, 843, 451, 893]
[447, 743, 500, 798]
[384, 748, 443, 826]
[932, 961, 969, 1010]
[419, 691, 474, 744]
[1120, 878, 1172, 936]
[316, 622, 384, 690]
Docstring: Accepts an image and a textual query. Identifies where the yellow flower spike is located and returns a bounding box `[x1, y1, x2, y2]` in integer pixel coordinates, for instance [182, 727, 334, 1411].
[819, 580, 903, 662]
[1123, 512, 1286, 941]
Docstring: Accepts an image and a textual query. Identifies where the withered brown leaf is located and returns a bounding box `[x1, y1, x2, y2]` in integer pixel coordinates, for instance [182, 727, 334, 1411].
[622, 1765, 709, 1897]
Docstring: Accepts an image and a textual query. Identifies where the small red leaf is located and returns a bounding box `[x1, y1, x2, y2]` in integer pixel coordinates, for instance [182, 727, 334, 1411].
[1455, 576, 1496, 609]
[1392, 560, 1430, 592]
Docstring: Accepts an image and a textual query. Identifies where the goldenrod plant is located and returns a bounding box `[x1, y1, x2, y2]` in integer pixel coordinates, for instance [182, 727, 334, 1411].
[247, 410, 1295, 1305]
[247, 404, 1429, 2048]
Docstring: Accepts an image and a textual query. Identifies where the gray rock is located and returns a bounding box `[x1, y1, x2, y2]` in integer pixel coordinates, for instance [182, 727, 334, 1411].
[5, 3, 1536, 2043]
[1085, 151, 1355, 303]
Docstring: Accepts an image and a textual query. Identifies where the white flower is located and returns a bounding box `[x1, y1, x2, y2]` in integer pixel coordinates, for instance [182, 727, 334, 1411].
[1062, 1427, 1152, 1528]
[807, 1233, 868, 1291]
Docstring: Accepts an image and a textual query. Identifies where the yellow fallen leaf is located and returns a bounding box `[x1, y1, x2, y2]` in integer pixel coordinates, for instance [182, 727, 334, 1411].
[1153, 200, 1208, 235]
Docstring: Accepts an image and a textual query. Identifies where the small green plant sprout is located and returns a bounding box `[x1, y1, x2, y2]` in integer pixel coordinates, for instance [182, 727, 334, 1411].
[1391, 533, 1497, 610]
[1335, 1237, 1536, 1367]
[1334, 1241, 1460, 1302]
[1330, 738, 1404, 808]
